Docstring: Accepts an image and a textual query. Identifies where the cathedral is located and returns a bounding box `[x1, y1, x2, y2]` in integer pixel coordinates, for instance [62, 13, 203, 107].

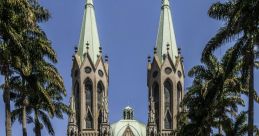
[67, 0, 184, 135]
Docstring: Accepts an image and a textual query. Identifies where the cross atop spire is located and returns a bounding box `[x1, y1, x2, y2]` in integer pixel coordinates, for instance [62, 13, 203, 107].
[155, 0, 178, 63]
[86, 0, 93, 6]
[162, 0, 170, 7]
[77, 0, 101, 63]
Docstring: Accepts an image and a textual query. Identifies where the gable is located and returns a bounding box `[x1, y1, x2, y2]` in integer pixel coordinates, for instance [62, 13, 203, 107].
[123, 126, 135, 136]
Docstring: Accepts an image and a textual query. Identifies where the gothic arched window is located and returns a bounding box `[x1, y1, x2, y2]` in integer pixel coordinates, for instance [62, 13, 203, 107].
[86, 111, 93, 129]
[164, 80, 172, 110]
[85, 79, 93, 110]
[177, 82, 182, 112]
[164, 80, 172, 129]
[74, 81, 80, 128]
[97, 81, 104, 110]
[152, 82, 159, 127]
[97, 81, 105, 134]
[164, 111, 172, 129]
[85, 79, 93, 129]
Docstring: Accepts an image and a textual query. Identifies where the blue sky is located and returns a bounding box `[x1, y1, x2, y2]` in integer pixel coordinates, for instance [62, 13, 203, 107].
[0, 0, 258, 135]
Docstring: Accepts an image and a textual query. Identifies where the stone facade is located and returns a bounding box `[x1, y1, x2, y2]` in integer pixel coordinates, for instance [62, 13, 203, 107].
[67, 0, 184, 135]
[146, 49, 184, 135]
[67, 49, 110, 136]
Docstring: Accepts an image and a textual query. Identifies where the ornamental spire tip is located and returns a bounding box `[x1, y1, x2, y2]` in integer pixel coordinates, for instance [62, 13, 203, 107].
[162, 0, 170, 6]
[86, 0, 93, 5]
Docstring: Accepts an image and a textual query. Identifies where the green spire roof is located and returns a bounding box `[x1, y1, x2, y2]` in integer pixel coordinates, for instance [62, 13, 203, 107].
[77, 0, 100, 63]
[156, 0, 178, 63]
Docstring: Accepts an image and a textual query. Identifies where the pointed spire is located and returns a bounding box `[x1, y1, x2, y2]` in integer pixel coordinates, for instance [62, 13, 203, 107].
[77, 0, 101, 63]
[155, 0, 178, 63]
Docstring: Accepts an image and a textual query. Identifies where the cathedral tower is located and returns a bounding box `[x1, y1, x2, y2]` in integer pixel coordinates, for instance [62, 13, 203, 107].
[67, 0, 110, 135]
[147, 0, 184, 135]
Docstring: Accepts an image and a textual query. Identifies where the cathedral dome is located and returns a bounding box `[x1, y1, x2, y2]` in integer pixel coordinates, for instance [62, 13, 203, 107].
[110, 106, 146, 136]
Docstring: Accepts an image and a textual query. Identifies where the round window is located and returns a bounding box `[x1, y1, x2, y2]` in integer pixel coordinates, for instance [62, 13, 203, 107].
[98, 70, 104, 77]
[85, 67, 92, 73]
[165, 67, 172, 75]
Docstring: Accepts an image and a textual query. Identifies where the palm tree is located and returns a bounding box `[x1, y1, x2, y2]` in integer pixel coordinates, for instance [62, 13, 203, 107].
[203, 1, 259, 135]
[30, 62, 67, 136]
[177, 48, 247, 135]
[217, 111, 259, 136]
[8, 76, 31, 136]
[8, 27, 58, 135]
[8, 61, 68, 136]
[11, 102, 32, 136]
[32, 89, 69, 136]
[0, 20, 12, 136]
[0, 0, 51, 135]
[10, 15, 64, 136]
[221, 112, 248, 136]
[10, 85, 68, 136]
[28, 64, 68, 136]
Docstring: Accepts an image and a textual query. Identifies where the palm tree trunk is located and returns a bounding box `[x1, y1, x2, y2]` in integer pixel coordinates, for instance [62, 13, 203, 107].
[34, 110, 41, 136]
[248, 50, 254, 136]
[3, 66, 11, 136]
[35, 123, 41, 136]
[218, 118, 222, 135]
[22, 79, 28, 136]
[22, 105, 27, 136]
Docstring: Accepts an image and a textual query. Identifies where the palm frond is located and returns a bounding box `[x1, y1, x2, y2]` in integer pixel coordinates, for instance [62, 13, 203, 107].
[208, 1, 234, 21]
[202, 25, 240, 62]
[11, 108, 23, 124]
[255, 61, 259, 69]
[39, 110, 54, 136]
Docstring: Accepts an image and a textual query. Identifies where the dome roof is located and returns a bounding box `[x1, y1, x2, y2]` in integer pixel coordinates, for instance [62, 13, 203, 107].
[110, 119, 146, 136]
[110, 106, 146, 136]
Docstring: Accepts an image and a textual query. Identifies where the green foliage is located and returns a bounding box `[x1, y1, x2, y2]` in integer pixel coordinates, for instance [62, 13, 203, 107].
[0, 0, 68, 136]
[177, 49, 246, 136]
[176, 0, 259, 135]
